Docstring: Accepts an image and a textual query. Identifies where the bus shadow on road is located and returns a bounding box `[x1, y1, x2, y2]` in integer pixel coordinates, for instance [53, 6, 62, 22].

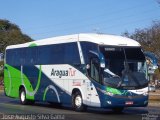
[87, 107, 148, 115]
[8, 99, 148, 115]
[0, 91, 149, 117]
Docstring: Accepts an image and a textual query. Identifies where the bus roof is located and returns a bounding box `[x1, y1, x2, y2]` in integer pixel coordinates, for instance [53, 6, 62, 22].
[6, 33, 140, 49]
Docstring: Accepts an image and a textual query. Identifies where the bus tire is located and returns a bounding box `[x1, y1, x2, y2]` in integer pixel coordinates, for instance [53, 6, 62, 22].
[19, 87, 29, 105]
[72, 91, 86, 112]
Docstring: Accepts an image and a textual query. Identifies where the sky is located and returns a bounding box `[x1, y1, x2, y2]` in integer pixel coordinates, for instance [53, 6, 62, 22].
[0, 0, 160, 40]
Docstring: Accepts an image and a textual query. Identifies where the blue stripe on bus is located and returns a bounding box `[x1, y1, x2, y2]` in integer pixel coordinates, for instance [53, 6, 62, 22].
[14, 65, 72, 105]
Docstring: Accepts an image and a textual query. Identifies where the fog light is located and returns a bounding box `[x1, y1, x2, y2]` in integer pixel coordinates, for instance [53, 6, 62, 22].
[107, 101, 112, 104]
[143, 92, 148, 96]
[144, 100, 148, 105]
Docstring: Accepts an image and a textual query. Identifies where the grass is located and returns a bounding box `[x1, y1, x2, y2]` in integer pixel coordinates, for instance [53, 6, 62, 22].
[149, 90, 160, 101]
[149, 95, 160, 101]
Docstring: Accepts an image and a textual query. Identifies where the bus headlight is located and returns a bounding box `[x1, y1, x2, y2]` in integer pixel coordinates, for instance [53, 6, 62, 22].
[107, 101, 112, 104]
[106, 92, 114, 96]
[102, 90, 114, 96]
[144, 100, 148, 105]
[142, 92, 148, 96]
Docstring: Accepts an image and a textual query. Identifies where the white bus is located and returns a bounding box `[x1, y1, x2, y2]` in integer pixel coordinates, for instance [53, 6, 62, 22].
[4, 33, 148, 112]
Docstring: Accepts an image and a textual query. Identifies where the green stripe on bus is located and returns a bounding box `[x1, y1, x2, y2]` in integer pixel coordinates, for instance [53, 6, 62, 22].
[34, 65, 42, 95]
[43, 87, 48, 101]
[28, 43, 38, 47]
[106, 86, 121, 95]
[4, 64, 34, 99]
[4, 64, 42, 100]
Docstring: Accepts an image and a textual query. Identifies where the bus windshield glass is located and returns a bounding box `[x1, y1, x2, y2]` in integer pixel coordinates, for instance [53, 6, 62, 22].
[100, 46, 148, 90]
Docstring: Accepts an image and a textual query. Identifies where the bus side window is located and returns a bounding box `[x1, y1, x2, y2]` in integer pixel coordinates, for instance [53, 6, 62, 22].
[90, 58, 100, 83]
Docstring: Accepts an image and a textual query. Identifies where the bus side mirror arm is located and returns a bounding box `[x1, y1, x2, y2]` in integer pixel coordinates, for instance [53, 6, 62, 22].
[86, 64, 90, 69]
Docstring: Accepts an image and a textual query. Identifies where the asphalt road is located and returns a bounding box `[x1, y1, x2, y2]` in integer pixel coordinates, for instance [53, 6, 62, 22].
[0, 91, 159, 120]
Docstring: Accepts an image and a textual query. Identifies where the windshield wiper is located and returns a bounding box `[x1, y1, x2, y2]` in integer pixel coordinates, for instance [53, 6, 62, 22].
[117, 48, 130, 87]
[118, 48, 141, 87]
[104, 68, 120, 78]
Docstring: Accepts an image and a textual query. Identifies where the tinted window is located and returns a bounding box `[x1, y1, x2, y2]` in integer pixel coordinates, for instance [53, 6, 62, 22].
[6, 42, 80, 66]
[39, 42, 80, 64]
[80, 42, 98, 63]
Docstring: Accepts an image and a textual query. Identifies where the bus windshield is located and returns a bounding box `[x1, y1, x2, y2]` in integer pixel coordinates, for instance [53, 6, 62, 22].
[100, 46, 148, 90]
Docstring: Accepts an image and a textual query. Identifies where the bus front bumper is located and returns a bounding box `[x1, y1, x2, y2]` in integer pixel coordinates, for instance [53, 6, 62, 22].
[101, 95, 148, 108]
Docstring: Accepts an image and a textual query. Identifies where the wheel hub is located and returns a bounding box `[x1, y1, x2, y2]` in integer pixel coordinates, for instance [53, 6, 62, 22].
[75, 95, 82, 107]
[21, 91, 25, 102]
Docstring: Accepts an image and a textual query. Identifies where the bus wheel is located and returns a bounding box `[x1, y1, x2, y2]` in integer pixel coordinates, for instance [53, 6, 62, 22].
[112, 107, 124, 113]
[72, 91, 86, 112]
[19, 88, 29, 105]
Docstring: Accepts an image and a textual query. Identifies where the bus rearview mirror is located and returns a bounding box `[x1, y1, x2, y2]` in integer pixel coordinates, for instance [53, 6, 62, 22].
[100, 63, 105, 68]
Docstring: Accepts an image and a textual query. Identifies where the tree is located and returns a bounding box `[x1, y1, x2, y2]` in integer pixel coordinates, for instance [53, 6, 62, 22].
[0, 19, 33, 85]
[122, 21, 160, 60]
[0, 19, 33, 53]
[122, 21, 160, 82]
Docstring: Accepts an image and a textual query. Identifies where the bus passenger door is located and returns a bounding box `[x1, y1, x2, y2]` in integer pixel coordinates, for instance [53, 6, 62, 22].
[86, 57, 101, 106]
[85, 81, 92, 105]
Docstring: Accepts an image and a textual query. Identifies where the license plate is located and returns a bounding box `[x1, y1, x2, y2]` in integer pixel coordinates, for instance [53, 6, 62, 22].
[125, 101, 133, 105]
